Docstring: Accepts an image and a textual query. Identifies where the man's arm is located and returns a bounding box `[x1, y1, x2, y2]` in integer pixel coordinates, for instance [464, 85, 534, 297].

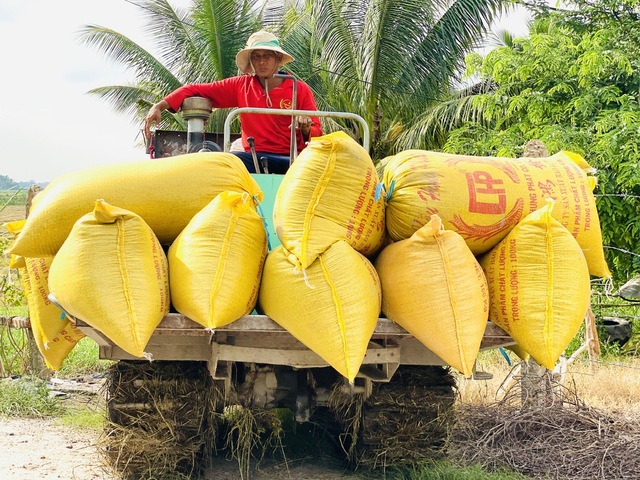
[143, 79, 242, 142]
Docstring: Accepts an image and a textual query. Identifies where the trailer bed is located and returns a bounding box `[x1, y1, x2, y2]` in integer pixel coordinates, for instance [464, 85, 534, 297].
[75, 315, 514, 381]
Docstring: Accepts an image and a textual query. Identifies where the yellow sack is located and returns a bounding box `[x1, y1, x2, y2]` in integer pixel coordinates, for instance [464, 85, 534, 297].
[505, 344, 531, 362]
[259, 240, 381, 383]
[168, 191, 267, 329]
[382, 149, 610, 278]
[6, 220, 85, 371]
[10, 255, 26, 269]
[8, 152, 261, 258]
[479, 199, 591, 369]
[5, 221, 26, 269]
[273, 131, 385, 270]
[374, 215, 488, 377]
[48, 200, 170, 358]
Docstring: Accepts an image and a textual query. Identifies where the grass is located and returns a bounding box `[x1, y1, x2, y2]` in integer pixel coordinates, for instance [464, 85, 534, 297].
[0, 189, 28, 209]
[0, 326, 29, 375]
[0, 376, 63, 417]
[0, 374, 104, 432]
[385, 461, 529, 479]
[0, 328, 112, 378]
[563, 356, 640, 415]
[57, 404, 105, 430]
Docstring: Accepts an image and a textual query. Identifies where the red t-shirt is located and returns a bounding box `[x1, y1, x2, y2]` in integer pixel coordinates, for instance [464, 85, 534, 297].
[164, 74, 323, 155]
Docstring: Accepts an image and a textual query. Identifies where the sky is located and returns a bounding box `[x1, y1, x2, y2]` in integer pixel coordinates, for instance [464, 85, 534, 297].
[0, 0, 531, 183]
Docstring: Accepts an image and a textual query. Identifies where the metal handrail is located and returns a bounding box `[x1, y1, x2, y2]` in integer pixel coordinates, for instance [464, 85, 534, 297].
[274, 73, 298, 160]
[223, 108, 370, 158]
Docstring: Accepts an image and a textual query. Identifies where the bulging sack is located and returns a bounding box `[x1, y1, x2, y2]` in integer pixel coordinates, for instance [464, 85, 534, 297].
[375, 215, 489, 377]
[259, 240, 381, 383]
[273, 131, 385, 270]
[7, 220, 84, 371]
[8, 152, 261, 258]
[48, 200, 170, 358]
[479, 199, 591, 369]
[168, 191, 268, 329]
[21, 257, 86, 371]
[382, 149, 610, 278]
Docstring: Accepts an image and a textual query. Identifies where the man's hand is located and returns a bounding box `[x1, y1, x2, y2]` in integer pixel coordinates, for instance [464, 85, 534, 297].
[294, 116, 314, 139]
[144, 101, 169, 140]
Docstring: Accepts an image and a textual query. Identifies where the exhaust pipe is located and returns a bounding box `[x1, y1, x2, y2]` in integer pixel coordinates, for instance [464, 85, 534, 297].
[181, 97, 213, 152]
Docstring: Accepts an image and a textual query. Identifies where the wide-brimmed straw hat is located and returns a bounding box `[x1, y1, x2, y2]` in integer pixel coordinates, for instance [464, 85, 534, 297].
[235, 30, 295, 74]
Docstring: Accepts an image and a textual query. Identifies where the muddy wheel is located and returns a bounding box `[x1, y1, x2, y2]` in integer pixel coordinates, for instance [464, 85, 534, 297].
[101, 360, 224, 480]
[328, 365, 456, 469]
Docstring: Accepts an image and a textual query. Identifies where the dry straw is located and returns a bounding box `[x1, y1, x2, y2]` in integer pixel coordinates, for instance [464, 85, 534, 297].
[328, 366, 457, 469]
[450, 371, 640, 479]
[99, 360, 223, 480]
[221, 404, 285, 479]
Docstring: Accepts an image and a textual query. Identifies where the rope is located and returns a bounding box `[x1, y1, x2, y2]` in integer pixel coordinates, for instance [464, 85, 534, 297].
[293, 265, 315, 289]
[374, 179, 395, 202]
[499, 347, 512, 366]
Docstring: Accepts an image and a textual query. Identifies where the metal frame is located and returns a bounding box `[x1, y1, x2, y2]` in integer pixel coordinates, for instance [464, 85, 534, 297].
[223, 107, 371, 158]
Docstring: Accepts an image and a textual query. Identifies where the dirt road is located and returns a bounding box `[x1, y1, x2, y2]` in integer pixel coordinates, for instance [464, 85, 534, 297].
[0, 415, 364, 480]
[0, 417, 107, 480]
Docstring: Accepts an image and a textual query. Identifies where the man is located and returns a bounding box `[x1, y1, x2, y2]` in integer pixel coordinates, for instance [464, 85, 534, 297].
[144, 30, 323, 173]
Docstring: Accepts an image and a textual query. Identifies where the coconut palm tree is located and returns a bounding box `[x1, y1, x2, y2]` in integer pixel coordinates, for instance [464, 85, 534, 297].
[78, 0, 263, 136]
[276, 0, 513, 160]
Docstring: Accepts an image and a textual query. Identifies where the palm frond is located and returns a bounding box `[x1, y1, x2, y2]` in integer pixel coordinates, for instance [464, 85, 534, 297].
[399, 0, 509, 101]
[77, 25, 181, 94]
[136, 0, 196, 76]
[312, 0, 361, 101]
[192, 0, 263, 80]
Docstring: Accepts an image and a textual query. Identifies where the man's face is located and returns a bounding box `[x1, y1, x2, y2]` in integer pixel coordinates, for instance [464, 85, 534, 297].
[250, 49, 279, 76]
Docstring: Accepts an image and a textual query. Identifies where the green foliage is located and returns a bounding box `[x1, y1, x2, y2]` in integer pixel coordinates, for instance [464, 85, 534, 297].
[0, 377, 64, 417]
[56, 337, 113, 377]
[0, 328, 29, 376]
[0, 333, 111, 378]
[277, 0, 512, 159]
[78, 0, 265, 136]
[442, 0, 640, 281]
[591, 280, 640, 356]
[0, 273, 25, 311]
